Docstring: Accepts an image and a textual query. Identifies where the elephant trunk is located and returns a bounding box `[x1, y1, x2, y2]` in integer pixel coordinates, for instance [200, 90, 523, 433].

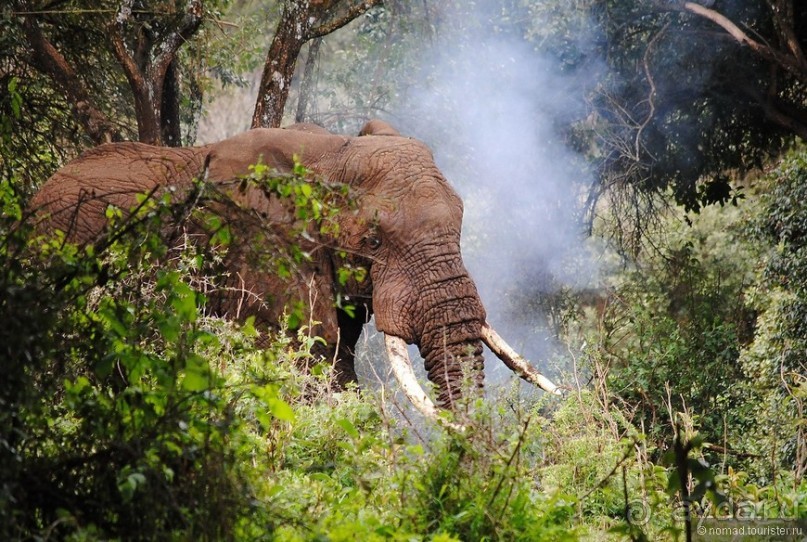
[379, 241, 562, 420]
[384, 335, 465, 432]
[420, 328, 484, 407]
[417, 275, 486, 407]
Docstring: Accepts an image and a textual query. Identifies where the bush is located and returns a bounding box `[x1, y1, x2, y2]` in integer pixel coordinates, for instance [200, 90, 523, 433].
[583, 197, 760, 457]
[0, 181, 301, 539]
[742, 148, 807, 480]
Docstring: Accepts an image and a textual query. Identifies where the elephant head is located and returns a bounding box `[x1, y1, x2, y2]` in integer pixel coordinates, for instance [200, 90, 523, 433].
[29, 119, 560, 422]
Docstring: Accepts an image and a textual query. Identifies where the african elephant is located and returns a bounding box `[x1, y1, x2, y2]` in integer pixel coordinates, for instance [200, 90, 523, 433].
[29, 119, 559, 421]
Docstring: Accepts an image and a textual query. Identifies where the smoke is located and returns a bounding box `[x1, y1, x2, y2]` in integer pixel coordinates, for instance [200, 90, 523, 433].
[385, 4, 601, 392]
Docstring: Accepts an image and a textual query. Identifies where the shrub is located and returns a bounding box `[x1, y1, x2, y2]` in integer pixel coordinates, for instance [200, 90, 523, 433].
[0, 181, 299, 539]
[582, 195, 761, 461]
[742, 148, 807, 480]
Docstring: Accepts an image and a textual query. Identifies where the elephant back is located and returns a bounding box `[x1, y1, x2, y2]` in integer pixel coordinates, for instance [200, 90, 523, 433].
[30, 142, 208, 243]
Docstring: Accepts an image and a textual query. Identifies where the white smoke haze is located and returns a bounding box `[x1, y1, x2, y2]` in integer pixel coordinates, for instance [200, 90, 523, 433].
[357, 3, 601, 399]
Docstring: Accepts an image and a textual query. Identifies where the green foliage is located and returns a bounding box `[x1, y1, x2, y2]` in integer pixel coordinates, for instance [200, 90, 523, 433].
[586, 199, 759, 453]
[754, 150, 807, 375]
[4, 162, 804, 539]
[246, 158, 350, 229]
[3, 0, 243, 156]
[239, 159, 362, 325]
[0, 66, 65, 191]
[741, 148, 807, 478]
[6, 2, 807, 539]
[1, 181, 291, 539]
[3, 160, 583, 539]
[246, 393, 579, 541]
[557, 149, 807, 536]
[2, 179, 583, 540]
[405, 417, 577, 540]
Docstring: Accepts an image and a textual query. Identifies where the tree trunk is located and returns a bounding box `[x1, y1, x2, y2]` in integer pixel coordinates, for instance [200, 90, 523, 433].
[161, 61, 183, 147]
[295, 38, 323, 123]
[252, 3, 309, 128]
[252, 0, 384, 129]
[128, 77, 162, 146]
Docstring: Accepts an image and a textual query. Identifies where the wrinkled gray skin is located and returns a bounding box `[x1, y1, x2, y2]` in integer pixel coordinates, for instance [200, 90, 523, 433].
[30, 120, 486, 406]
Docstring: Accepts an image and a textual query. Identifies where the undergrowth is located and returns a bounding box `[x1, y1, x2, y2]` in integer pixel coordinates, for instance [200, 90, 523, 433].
[3, 154, 807, 540]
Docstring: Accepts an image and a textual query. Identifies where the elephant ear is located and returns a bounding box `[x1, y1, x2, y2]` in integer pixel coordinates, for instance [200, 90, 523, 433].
[358, 119, 401, 137]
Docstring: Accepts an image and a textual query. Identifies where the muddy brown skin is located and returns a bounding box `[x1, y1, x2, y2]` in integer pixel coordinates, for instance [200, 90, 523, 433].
[30, 120, 487, 407]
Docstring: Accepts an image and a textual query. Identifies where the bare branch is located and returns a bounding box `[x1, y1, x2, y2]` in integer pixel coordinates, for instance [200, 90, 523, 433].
[635, 21, 669, 162]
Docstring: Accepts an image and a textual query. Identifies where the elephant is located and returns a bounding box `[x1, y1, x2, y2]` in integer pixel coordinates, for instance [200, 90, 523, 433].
[29, 119, 560, 422]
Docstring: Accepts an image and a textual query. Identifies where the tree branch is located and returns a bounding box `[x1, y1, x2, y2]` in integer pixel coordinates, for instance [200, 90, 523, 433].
[759, 96, 807, 141]
[108, 1, 161, 143]
[20, 10, 118, 144]
[309, 0, 384, 39]
[109, 0, 146, 98]
[769, 0, 806, 69]
[252, 0, 385, 128]
[150, 0, 203, 84]
[108, 0, 203, 145]
[682, 1, 807, 78]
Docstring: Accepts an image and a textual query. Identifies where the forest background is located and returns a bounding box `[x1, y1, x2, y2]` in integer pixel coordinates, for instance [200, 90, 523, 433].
[1, 0, 806, 540]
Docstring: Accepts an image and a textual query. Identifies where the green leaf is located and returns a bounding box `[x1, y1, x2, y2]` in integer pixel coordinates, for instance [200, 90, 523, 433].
[341, 303, 356, 318]
[170, 281, 198, 322]
[181, 369, 209, 392]
[182, 356, 211, 391]
[251, 384, 294, 422]
[214, 224, 232, 246]
[158, 315, 181, 342]
[267, 397, 295, 422]
[95, 355, 115, 379]
[667, 472, 681, 494]
[242, 316, 258, 338]
[286, 302, 305, 330]
[118, 471, 147, 502]
[337, 418, 360, 439]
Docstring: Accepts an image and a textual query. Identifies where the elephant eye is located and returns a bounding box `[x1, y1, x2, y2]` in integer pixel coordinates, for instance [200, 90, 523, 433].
[365, 235, 382, 250]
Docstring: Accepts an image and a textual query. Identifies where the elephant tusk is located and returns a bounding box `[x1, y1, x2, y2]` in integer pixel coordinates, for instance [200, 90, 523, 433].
[480, 323, 563, 396]
[384, 335, 464, 432]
